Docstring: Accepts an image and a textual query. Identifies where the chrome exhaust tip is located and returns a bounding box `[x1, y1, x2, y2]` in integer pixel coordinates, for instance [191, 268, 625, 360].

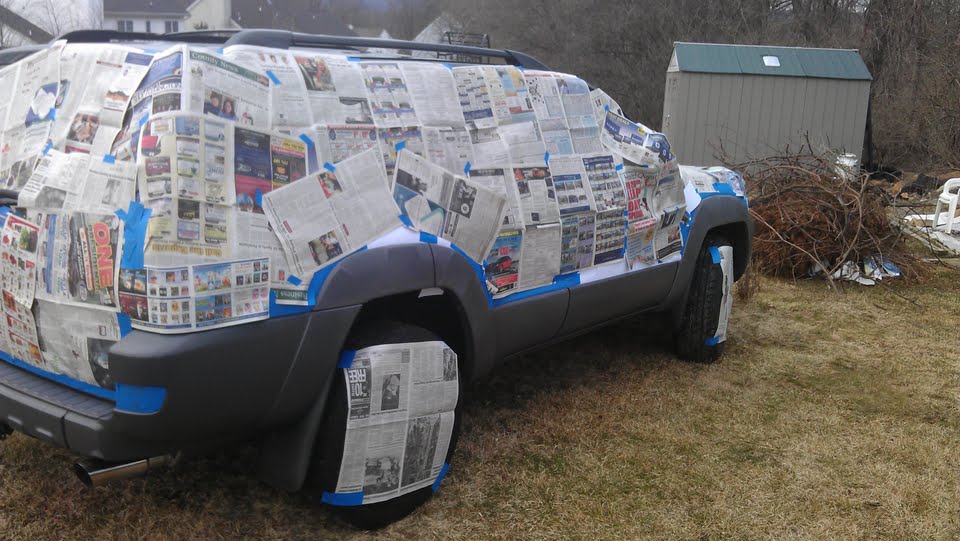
[73, 455, 173, 489]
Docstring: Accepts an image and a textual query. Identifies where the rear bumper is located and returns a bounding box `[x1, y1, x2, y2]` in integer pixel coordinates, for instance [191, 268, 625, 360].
[0, 305, 360, 461]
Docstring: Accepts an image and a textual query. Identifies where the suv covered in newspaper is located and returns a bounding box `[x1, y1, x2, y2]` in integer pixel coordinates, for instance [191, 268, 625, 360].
[0, 29, 751, 528]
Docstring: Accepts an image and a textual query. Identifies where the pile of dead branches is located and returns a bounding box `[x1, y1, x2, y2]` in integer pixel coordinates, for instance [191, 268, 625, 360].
[736, 153, 925, 286]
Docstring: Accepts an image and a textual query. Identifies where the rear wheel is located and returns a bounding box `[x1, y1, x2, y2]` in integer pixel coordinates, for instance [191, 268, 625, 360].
[676, 236, 734, 363]
[306, 320, 463, 529]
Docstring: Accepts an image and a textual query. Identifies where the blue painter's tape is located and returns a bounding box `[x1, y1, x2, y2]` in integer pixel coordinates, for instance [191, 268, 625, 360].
[544, 151, 550, 165]
[265, 69, 281, 84]
[515, 65, 525, 72]
[337, 349, 356, 369]
[346, 56, 362, 62]
[395, 141, 406, 152]
[215, 48, 224, 55]
[712, 182, 736, 196]
[0, 350, 115, 401]
[287, 275, 302, 286]
[323, 162, 336, 172]
[615, 164, 624, 171]
[432, 463, 451, 492]
[442, 63, 456, 70]
[138, 114, 149, 128]
[115, 383, 166, 414]
[117, 313, 132, 337]
[709, 245, 721, 264]
[322, 491, 364, 506]
[463, 161, 471, 175]
[419, 231, 438, 244]
[255, 189, 263, 208]
[679, 215, 692, 250]
[41, 141, 52, 156]
[117, 201, 152, 270]
[48, 109, 55, 121]
[490, 280, 568, 307]
[102, 154, 116, 163]
[553, 271, 580, 288]
[298, 133, 316, 149]
[398, 214, 413, 228]
[705, 336, 721, 346]
[604, 104, 610, 111]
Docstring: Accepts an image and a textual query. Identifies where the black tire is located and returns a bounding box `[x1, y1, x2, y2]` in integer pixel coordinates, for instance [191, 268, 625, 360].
[306, 320, 463, 530]
[676, 235, 731, 363]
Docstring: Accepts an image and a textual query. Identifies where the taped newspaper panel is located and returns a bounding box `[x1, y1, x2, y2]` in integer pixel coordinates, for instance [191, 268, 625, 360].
[33, 211, 122, 310]
[138, 114, 236, 264]
[234, 211, 305, 305]
[294, 53, 373, 125]
[263, 148, 399, 278]
[512, 164, 559, 226]
[19, 150, 137, 214]
[467, 167, 523, 229]
[0, 43, 62, 189]
[53, 44, 153, 156]
[187, 49, 271, 128]
[423, 126, 474, 175]
[117, 257, 270, 334]
[713, 245, 734, 344]
[360, 62, 420, 128]
[398, 62, 463, 128]
[560, 213, 596, 274]
[582, 155, 625, 212]
[222, 45, 314, 131]
[34, 299, 121, 388]
[548, 156, 597, 217]
[392, 150, 506, 262]
[483, 224, 561, 298]
[378, 126, 424, 179]
[317, 124, 379, 164]
[593, 208, 626, 265]
[234, 124, 311, 213]
[0, 214, 42, 365]
[335, 341, 458, 504]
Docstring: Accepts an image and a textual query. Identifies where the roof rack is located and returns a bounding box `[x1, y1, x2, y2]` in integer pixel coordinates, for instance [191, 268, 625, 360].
[55, 28, 551, 70]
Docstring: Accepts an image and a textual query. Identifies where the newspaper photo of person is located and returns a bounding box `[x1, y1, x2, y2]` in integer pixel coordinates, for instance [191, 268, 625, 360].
[380, 372, 401, 411]
[296, 56, 336, 92]
[308, 231, 344, 266]
[66, 113, 100, 145]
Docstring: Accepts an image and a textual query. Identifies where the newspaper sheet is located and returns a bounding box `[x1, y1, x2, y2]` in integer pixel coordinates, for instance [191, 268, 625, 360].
[360, 62, 420, 127]
[517, 224, 561, 291]
[468, 167, 523, 229]
[0, 44, 62, 188]
[594, 208, 626, 265]
[139, 114, 236, 263]
[512, 164, 560, 226]
[626, 219, 658, 270]
[560, 213, 596, 274]
[222, 45, 313, 131]
[34, 299, 120, 387]
[654, 205, 684, 260]
[484, 229, 522, 296]
[467, 126, 509, 165]
[53, 44, 153, 156]
[234, 124, 312, 213]
[452, 66, 496, 130]
[582, 154, 625, 212]
[129, 47, 183, 122]
[423, 126, 474, 175]
[19, 150, 137, 214]
[558, 74, 595, 130]
[118, 257, 270, 333]
[34, 211, 122, 310]
[599, 110, 663, 167]
[485, 66, 536, 125]
[235, 212, 306, 305]
[653, 160, 685, 216]
[335, 341, 458, 503]
[500, 121, 546, 162]
[187, 50, 271, 128]
[713, 245, 734, 343]
[294, 53, 373, 125]
[317, 124, 379, 164]
[548, 156, 596, 216]
[0, 214, 42, 364]
[399, 62, 463, 127]
[392, 150, 506, 261]
[263, 148, 399, 277]
[622, 163, 658, 229]
[378, 126, 424, 179]
[590, 88, 623, 124]
[525, 71, 567, 132]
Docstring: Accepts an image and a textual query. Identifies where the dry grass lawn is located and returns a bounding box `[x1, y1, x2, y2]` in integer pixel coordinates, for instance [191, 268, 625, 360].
[1, 269, 958, 540]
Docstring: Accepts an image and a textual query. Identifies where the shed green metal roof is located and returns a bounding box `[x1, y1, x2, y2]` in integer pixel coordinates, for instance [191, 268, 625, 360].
[673, 42, 872, 81]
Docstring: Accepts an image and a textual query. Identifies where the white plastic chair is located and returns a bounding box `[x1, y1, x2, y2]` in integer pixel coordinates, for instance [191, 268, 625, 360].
[933, 178, 960, 234]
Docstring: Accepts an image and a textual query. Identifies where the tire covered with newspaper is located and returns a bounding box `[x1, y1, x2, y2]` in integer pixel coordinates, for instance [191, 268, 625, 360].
[676, 235, 733, 363]
[307, 320, 463, 530]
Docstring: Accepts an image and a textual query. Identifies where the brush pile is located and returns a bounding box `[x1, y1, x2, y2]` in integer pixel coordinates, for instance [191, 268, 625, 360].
[737, 153, 925, 285]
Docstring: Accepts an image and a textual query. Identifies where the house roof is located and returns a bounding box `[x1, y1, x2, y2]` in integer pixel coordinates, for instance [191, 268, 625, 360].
[104, 0, 190, 16]
[0, 4, 54, 42]
[231, 0, 356, 36]
[672, 42, 872, 81]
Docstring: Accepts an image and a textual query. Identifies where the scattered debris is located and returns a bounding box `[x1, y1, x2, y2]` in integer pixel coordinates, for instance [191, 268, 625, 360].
[736, 153, 926, 288]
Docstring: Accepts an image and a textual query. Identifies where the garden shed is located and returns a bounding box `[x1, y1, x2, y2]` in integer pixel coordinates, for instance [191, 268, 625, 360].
[661, 42, 872, 165]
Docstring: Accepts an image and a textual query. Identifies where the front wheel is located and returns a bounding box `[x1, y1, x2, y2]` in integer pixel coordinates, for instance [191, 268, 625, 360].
[306, 320, 463, 529]
[675, 236, 734, 363]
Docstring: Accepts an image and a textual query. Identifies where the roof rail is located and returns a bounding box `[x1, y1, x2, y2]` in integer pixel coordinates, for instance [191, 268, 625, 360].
[55, 28, 552, 70]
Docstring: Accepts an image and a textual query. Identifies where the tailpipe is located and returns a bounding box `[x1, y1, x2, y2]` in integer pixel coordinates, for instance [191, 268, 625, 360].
[73, 455, 173, 489]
